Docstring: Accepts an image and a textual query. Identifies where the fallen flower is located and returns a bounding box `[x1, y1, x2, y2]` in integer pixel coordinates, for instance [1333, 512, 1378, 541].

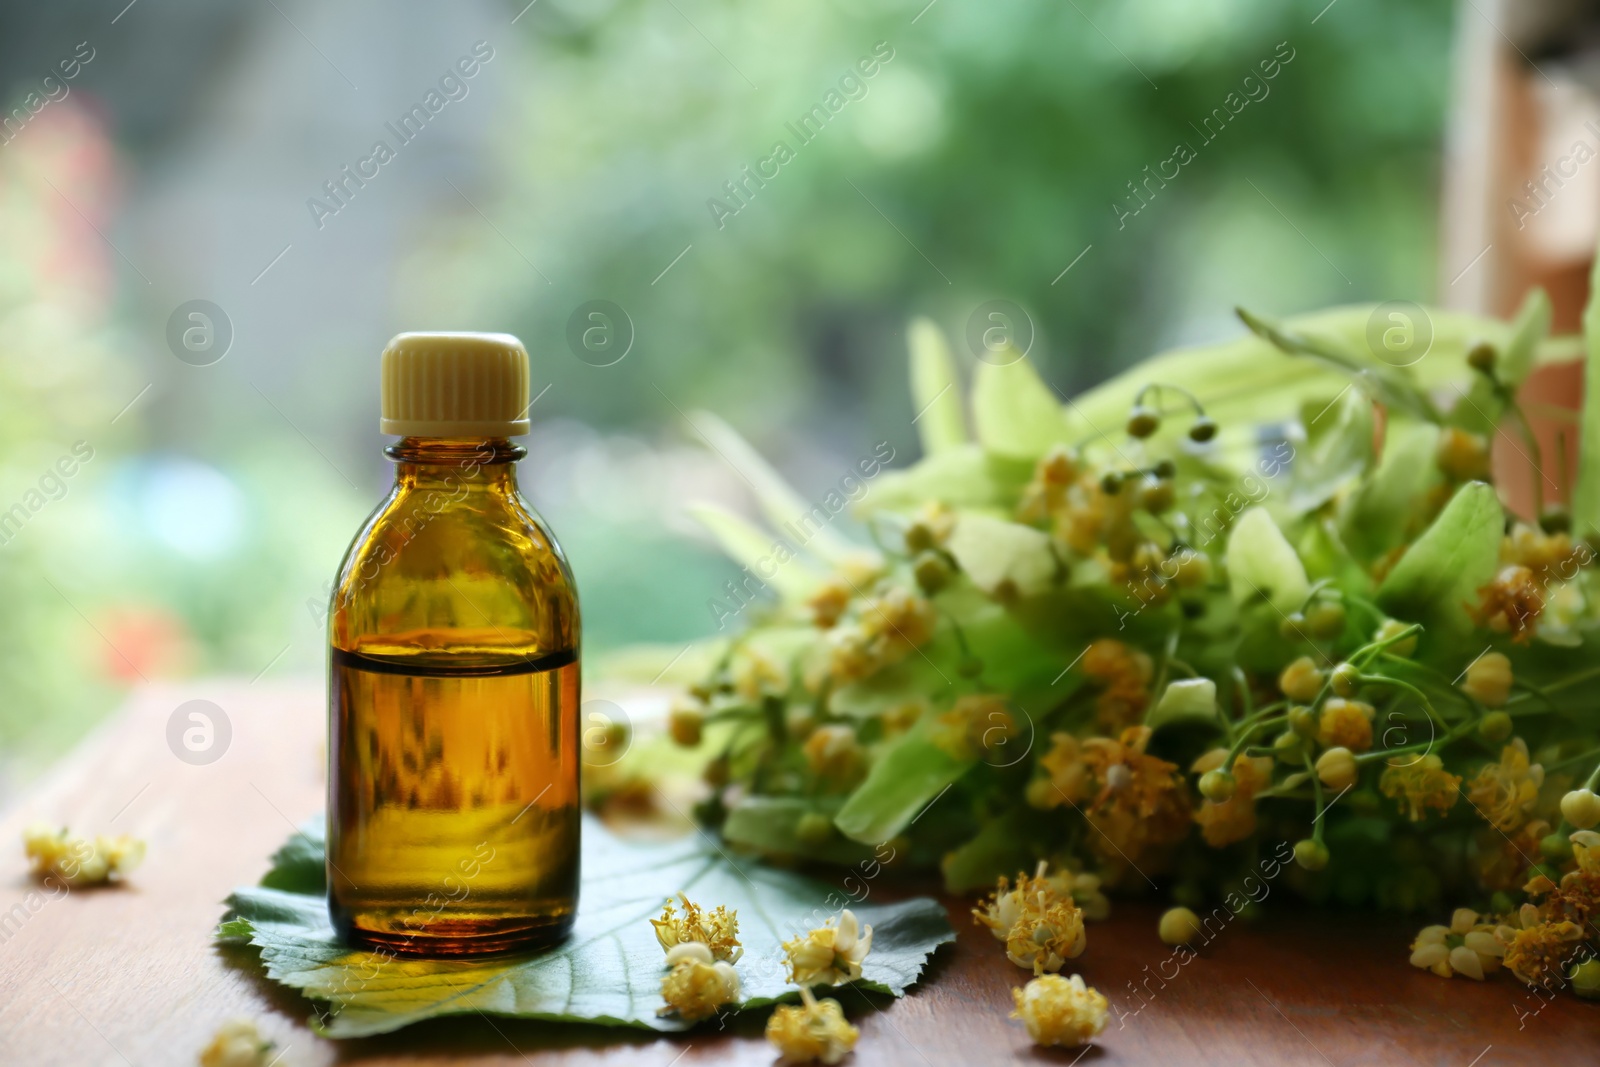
[1011, 973, 1108, 1047]
[199, 1018, 277, 1067]
[659, 941, 741, 1021]
[782, 909, 873, 987]
[765, 985, 860, 1065]
[22, 823, 144, 886]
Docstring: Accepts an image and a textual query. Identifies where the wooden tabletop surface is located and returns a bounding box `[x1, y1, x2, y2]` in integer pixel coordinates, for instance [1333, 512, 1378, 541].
[0, 680, 1593, 1066]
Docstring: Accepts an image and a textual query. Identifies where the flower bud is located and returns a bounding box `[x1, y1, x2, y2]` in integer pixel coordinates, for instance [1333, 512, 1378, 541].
[1100, 471, 1124, 495]
[1293, 838, 1329, 871]
[1461, 652, 1512, 708]
[1466, 340, 1497, 374]
[1330, 663, 1360, 697]
[796, 812, 835, 847]
[1140, 477, 1175, 514]
[669, 703, 704, 747]
[1571, 959, 1600, 1001]
[1127, 406, 1160, 438]
[1188, 416, 1218, 442]
[1560, 788, 1600, 830]
[1273, 729, 1306, 763]
[1199, 769, 1236, 802]
[1305, 602, 1346, 639]
[1279, 656, 1324, 703]
[904, 521, 937, 555]
[1478, 711, 1513, 743]
[1158, 906, 1202, 945]
[1540, 831, 1574, 863]
[913, 552, 951, 595]
[1286, 705, 1316, 738]
[1278, 612, 1307, 641]
[1316, 747, 1358, 791]
[1025, 777, 1058, 810]
[1373, 619, 1417, 657]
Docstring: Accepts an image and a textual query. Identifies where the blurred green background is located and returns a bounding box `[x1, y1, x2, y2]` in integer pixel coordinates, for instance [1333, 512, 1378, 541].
[0, 0, 1456, 794]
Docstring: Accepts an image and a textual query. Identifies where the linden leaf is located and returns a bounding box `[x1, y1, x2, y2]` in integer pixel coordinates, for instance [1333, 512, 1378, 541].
[219, 817, 952, 1038]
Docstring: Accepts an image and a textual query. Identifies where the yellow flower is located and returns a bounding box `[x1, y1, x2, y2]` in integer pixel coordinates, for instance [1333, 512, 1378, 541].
[803, 725, 865, 786]
[650, 893, 743, 962]
[1379, 755, 1461, 821]
[22, 823, 144, 886]
[930, 693, 1016, 761]
[199, 1019, 275, 1067]
[1461, 652, 1513, 708]
[1472, 565, 1544, 642]
[858, 587, 937, 655]
[974, 860, 1106, 945]
[1004, 895, 1086, 975]
[1191, 751, 1274, 848]
[820, 627, 877, 685]
[1502, 522, 1580, 578]
[1037, 733, 1093, 807]
[812, 586, 937, 687]
[782, 909, 874, 987]
[1436, 426, 1491, 481]
[765, 986, 859, 1065]
[732, 648, 787, 702]
[1495, 904, 1585, 990]
[806, 578, 853, 630]
[659, 942, 741, 1020]
[1315, 698, 1374, 752]
[1010, 973, 1108, 1047]
[1465, 738, 1543, 832]
[1081, 639, 1153, 732]
[1017, 446, 1080, 524]
[1525, 830, 1600, 932]
[1408, 908, 1504, 980]
[1078, 726, 1191, 874]
[1278, 656, 1324, 703]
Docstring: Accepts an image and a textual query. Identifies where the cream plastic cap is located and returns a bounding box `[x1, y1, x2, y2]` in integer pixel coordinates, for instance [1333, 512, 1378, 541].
[380, 332, 531, 437]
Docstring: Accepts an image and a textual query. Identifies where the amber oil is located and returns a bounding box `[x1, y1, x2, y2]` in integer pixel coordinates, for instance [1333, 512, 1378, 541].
[327, 334, 580, 957]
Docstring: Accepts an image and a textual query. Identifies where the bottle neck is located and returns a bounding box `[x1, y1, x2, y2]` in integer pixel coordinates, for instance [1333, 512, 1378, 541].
[385, 436, 523, 492]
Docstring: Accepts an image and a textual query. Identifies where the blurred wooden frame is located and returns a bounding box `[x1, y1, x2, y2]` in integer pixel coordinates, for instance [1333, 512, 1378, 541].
[1439, 0, 1595, 517]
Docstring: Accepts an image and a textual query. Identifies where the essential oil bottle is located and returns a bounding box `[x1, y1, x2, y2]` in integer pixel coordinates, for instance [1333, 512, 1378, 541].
[326, 332, 580, 957]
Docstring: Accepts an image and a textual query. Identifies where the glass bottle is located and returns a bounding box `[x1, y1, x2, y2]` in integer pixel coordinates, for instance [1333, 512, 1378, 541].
[326, 332, 580, 957]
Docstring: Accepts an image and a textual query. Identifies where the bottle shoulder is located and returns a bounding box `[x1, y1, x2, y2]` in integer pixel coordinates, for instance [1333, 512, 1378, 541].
[330, 482, 578, 656]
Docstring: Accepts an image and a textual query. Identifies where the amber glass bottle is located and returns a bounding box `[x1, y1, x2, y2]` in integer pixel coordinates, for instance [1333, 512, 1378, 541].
[327, 332, 580, 957]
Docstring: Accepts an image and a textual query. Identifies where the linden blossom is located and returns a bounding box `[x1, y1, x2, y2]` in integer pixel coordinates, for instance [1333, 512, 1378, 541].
[306, 41, 495, 230]
[1111, 40, 1297, 230]
[706, 41, 896, 230]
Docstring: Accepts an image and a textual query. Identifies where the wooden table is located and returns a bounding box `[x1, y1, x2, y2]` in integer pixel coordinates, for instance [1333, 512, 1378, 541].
[0, 680, 1593, 1066]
